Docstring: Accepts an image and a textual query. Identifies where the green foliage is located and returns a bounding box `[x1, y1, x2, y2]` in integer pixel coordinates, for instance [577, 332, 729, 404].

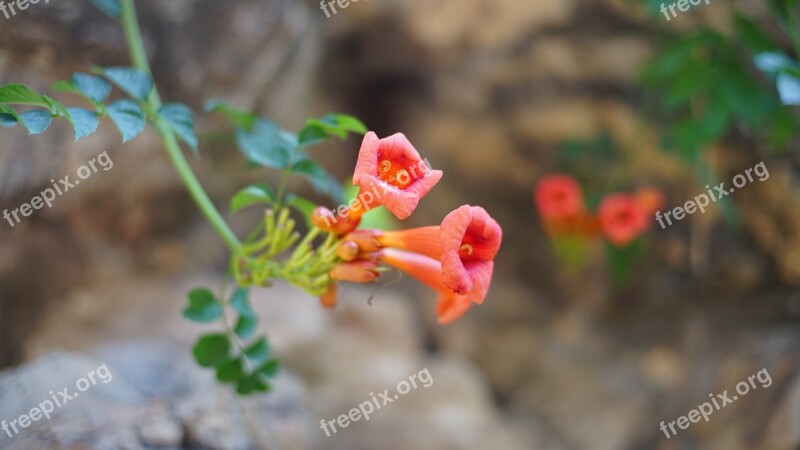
[230, 184, 275, 213]
[159, 103, 198, 152]
[192, 334, 231, 368]
[291, 159, 344, 202]
[107, 99, 146, 143]
[209, 100, 366, 205]
[183, 288, 224, 323]
[0, 68, 198, 147]
[66, 108, 100, 140]
[186, 286, 280, 395]
[95, 67, 154, 101]
[639, 2, 800, 157]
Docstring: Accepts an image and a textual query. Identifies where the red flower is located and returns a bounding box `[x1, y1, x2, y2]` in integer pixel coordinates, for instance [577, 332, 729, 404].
[350, 132, 443, 220]
[378, 249, 482, 324]
[534, 174, 584, 224]
[598, 194, 648, 246]
[439, 205, 501, 299]
[363, 206, 501, 300]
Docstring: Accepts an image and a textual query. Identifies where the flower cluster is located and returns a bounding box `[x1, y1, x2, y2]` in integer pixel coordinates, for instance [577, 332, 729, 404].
[534, 173, 662, 247]
[313, 132, 503, 324]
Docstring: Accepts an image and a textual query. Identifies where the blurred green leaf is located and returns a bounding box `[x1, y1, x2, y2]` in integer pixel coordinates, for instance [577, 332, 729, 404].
[107, 99, 146, 143]
[231, 183, 274, 212]
[292, 159, 344, 203]
[230, 287, 253, 316]
[258, 359, 281, 378]
[192, 334, 230, 368]
[183, 288, 223, 323]
[205, 99, 256, 130]
[0, 83, 53, 108]
[159, 103, 198, 153]
[97, 67, 153, 101]
[234, 315, 258, 339]
[244, 337, 270, 362]
[71, 73, 112, 103]
[235, 119, 293, 168]
[19, 110, 52, 135]
[236, 373, 270, 395]
[66, 107, 100, 141]
[216, 357, 244, 383]
[777, 73, 800, 104]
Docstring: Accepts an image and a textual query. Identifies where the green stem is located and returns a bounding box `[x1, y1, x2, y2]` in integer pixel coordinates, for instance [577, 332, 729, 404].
[120, 0, 242, 252]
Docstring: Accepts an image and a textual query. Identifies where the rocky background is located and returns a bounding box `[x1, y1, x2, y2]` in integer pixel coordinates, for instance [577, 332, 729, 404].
[1, 0, 800, 449]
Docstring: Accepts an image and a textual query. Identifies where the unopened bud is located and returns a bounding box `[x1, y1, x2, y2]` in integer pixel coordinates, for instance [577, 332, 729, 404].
[336, 241, 360, 261]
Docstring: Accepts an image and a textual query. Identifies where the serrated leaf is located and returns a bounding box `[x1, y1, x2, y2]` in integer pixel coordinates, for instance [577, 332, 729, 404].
[159, 103, 198, 153]
[235, 119, 293, 168]
[66, 107, 100, 141]
[0, 83, 52, 108]
[183, 288, 223, 323]
[244, 337, 270, 362]
[231, 183, 274, 212]
[216, 358, 244, 383]
[258, 359, 281, 378]
[205, 99, 256, 130]
[72, 73, 112, 103]
[777, 73, 800, 105]
[107, 99, 146, 143]
[236, 373, 270, 395]
[19, 110, 52, 135]
[292, 159, 344, 203]
[192, 334, 230, 368]
[91, 0, 121, 18]
[99, 67, 153, 101]
[234, 315, 258, 339]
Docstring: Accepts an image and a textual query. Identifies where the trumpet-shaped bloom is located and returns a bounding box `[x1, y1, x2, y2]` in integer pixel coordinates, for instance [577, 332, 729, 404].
[598, 194, 648, 246]
[364, 206, 501, 300]
[379, 248, 483, 324]
[351, 132, 443, 220]
[439, 205, 501, 300]
[534, 174, 584, 223]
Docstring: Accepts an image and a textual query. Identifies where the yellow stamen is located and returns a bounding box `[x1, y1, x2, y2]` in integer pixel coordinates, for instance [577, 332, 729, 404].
[460, 244, 473, 256]
[379, 160, 392, 175]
